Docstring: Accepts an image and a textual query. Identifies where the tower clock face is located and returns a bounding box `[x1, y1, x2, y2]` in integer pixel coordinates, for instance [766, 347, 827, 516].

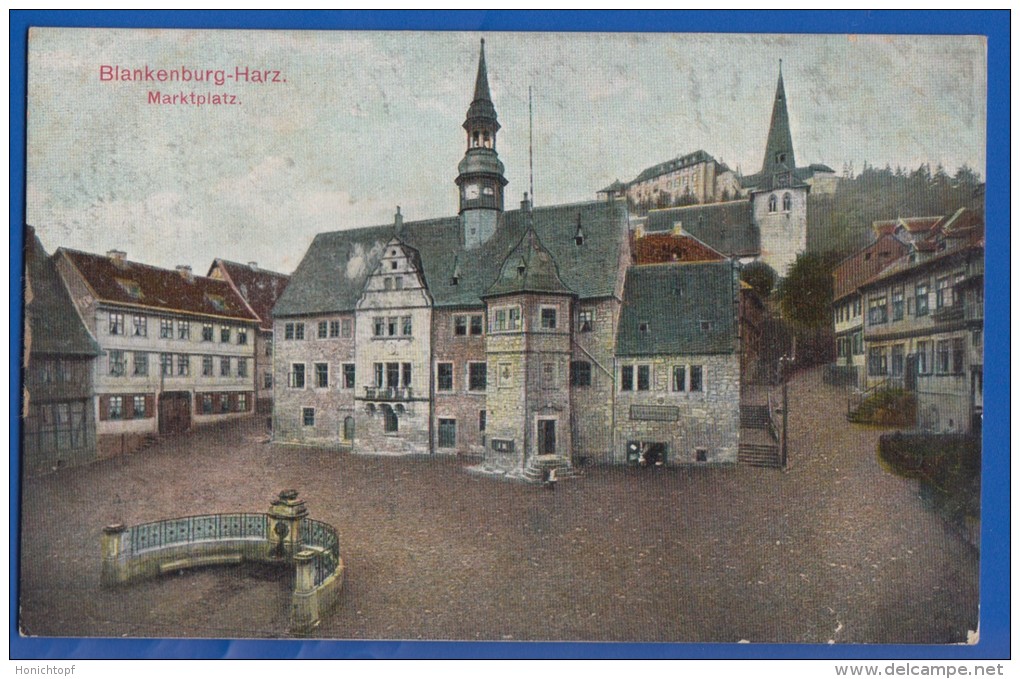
[465, 184, 480, 199]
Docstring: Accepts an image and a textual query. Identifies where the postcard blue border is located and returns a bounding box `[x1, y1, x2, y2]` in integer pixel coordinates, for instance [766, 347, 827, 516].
[9, 10, 1009, 660]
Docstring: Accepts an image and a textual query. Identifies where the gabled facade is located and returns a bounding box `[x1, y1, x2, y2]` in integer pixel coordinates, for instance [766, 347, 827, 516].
[22, 227, 101, 473]
[271, 39, 742, 473]
[208, 259, 290, 414]
[55, 248, 260, 456]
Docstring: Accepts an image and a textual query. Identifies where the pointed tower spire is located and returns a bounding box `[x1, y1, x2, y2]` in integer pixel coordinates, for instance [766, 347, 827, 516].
[761, 60, 796, 177]
[457, 37, 508, 249]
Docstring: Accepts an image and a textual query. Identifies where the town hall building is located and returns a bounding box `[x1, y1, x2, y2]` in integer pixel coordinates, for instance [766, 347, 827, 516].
[272, 40, 743, 476]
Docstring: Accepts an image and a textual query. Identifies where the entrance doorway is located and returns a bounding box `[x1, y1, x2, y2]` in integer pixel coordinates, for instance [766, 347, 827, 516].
[538, 419, 556, 455]
[159, 391, 191, 435]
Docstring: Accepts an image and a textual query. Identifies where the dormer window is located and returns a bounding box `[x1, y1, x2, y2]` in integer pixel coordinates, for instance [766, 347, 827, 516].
[701, 321, 713, 332]
[639, 322, 650, 335]
[116, 278, 142, 299]
[205, 294, 226, 311]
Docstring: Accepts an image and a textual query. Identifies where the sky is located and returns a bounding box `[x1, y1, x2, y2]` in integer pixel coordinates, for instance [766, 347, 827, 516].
[26, 28, 987, 275]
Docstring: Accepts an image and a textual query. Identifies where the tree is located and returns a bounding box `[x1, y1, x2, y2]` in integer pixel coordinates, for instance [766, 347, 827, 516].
[740, 260, 778, 299]
[776, 251, 842, 330]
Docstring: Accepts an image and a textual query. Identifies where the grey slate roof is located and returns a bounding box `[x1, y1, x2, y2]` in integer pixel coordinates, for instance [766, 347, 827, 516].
[630, 150, 716, 184]
[615, 261, 737, 357]
[25, 228, 101, 357]
[644, 201, 759, 258]
[484, 226, 573, 298]
[273, 200, 628, 317]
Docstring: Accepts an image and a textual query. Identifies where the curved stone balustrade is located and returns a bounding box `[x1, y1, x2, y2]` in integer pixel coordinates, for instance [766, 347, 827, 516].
[100, 491, 344, 634]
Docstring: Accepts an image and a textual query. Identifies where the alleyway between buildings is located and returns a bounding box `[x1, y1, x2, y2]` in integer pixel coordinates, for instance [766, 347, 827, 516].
[18, 368, 978, 644]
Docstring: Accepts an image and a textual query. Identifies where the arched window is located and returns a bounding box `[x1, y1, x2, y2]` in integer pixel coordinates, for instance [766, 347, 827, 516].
[782, 192, 792, 212]
[383, 406, 398, 433]
[471, 131, 480, 148]
[343, 416, 354, 442]
[768, 194, 778, 213]
[483, 131, 491, 148]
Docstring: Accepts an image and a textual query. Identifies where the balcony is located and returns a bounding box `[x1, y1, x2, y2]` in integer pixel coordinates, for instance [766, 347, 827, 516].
[362, 386, 414, 401]
[964, 301, 984, 322]
[931, 306, 964, 324]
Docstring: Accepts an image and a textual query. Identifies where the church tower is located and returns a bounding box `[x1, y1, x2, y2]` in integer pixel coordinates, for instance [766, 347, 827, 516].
[751, 61, 809, 276]
[456, 39, 508, 249]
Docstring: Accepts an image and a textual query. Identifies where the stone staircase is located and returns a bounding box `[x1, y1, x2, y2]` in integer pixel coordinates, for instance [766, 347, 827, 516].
[739, 404, 782, 469]
[522, 455, 580, 484]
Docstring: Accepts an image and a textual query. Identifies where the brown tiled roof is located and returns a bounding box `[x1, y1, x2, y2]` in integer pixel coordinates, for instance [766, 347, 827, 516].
[209, 259, 290, 331]
[58, 248, 259, 323]
[630, 232, 726, 265]
[872, 215, 944, 238]
[831, 234, 908, 301]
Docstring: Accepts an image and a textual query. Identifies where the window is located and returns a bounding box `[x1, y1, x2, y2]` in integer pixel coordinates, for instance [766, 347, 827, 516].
[264, 372, 272, 389]
[542, 362, 557, 389]
[639, 322, 650, 335]
[133, 352, 149, 376]
[237, 358, 248, 378]
[203, 355, 214, 377]
[468, 362, 487, 391]
[438, 419, 456, 448]
[343, 364, 356, 389]
[159, 318, 173, 339]
[295, 323, 305, 340]
[395, 278, 403, 290]
[384, 406, 399, 432]
[621, 365, 634, 392]
[202, 323, 214, 342]
[700, 321, 713, 333]
[302, 407, 315, 427]
[220, 326, 231, 343]
[177, 354, 190, 376]
[479, 410, 487, 434]
[578, 310, 594, 332]
[108, 351, 126, 379]
[109, 313, 125, 335]
[402, 363, 412, 388]
[853, 331, 864, 356]
[509, 307, 521, 330]
[782, 192, 792, 211]
[318, 321, 328, 339]
[388, 317, 398, 336]
[132, 395, 147, 419]
[891, 288, 904, 321]
[236, 393, 247, 412]
[343, 416, 355, 442]
[285, 323, 295, 340]
[374, 363, 384, 388]
[132, 315, 147, 337]
[690, 365, 704, 392]
[869, 347, 888, 376]
[266, 340, 273, 359]
[329, 320, 340, 338]
[935, 276, 951, 309]
[952, 338, 965, 374]
[672, 365, 686, 392]
[540, 307, 557, 330]
[201, 394, 213, 414]
[237, 328, 248, 345]
[315, 363, 329, 388]
[220, 393, 232, 413]
[637, 365, 651, 391]
[936, 340, 951, 374]
[386, 363, 400, 389]
[768, 194, 778, 212]
[283, 322, 305, 340]
[470, 315, 483, 336]
[220, 357, 231, 377]
[916, 341, 931, 375]
[341, 319, 353, 338]
[108, 396, 124, 420]
[868, 296, 888, 325]
[383, 277, 393, 291]
[454, 316, 468, 336]
[373, 317, 385, 337]
[160, 353, 173, 376]
[437, 363, 454, 391]
[178, 320, 190, 340]
[494, 309, 506, 332]
[891, 345, 905, 376]
[289, 364, 305, 388]
[402, 316, 412, 336]
[570, 361, 592, 387]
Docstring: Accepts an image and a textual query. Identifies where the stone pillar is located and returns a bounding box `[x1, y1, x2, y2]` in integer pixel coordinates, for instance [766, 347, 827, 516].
[100, 523, 128, 587]
[267, 489, 307, 560]
[290, 549, 319, 634]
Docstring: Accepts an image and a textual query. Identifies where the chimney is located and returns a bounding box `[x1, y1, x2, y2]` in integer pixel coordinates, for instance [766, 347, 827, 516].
[672, 221, 685, 237]
[176, 265, 194, 281]
[394, 206, 403, 232]
[247, 261, 258, 269]
[520, 192, 531, 211]
[107, 249, 127, 264]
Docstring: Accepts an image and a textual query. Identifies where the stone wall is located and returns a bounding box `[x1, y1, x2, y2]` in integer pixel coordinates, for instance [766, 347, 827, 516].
[613, 352, 740, 464]
[754, 185, 808, 276]
[570, 297, 619, 462]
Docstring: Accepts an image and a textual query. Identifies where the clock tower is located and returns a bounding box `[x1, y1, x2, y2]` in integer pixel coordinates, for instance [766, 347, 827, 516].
[456, 39, 508, 249]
